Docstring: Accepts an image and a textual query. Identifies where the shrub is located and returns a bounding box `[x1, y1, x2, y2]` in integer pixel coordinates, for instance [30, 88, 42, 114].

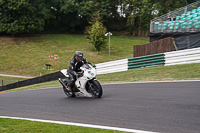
[85, 14, 108, 53]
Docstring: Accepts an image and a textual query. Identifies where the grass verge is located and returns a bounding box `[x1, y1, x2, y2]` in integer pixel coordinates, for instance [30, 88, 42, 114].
[0, 118, 125, 133]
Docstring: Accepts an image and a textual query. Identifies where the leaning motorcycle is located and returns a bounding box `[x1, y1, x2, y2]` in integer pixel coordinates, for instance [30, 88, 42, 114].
[59, 63, 103, 98]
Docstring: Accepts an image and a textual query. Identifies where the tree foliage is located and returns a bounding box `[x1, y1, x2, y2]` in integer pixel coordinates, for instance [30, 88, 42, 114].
[0, 0, 50, 36]
[0, 0, 198, 36]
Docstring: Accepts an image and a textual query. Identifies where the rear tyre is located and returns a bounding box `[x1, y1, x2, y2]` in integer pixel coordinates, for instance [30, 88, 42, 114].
[63, 86, 76, 97]
[89, 80, 103, 98]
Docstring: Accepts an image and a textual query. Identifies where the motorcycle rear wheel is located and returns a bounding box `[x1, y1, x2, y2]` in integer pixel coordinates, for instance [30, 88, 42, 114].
[89, 80, 103, 98]
[63, 86, 76, 97]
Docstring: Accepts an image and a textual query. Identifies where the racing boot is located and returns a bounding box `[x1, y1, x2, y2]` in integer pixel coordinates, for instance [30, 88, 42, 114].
[66, 82, 73, 92]
[59, 78, 72, 92]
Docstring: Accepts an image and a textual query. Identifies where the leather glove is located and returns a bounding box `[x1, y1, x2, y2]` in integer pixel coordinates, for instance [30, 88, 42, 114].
[74, 73, 79, 79]
[87, 61, 92, 65]
[78, 72, 83, 78]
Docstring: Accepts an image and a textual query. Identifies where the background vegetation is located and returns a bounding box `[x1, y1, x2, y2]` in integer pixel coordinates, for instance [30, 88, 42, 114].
[0, 0, 198, 36]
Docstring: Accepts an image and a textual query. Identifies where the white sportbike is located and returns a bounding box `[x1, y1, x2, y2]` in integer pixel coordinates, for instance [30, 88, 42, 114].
[59, 63, 103, 98]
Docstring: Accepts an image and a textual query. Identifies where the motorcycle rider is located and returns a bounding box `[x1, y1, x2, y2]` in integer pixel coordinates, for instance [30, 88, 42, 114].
[65, 51, 91, 91]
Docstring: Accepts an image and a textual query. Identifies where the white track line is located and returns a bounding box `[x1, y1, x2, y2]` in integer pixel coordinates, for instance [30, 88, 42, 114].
[0, 116, 158, 133]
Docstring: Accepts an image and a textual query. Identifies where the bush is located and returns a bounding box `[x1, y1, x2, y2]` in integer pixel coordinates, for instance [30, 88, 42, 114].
[85, 14, 108, 52]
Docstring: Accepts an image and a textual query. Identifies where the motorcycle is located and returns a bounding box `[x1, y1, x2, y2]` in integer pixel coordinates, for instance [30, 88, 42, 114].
[59, 63, 103, 98]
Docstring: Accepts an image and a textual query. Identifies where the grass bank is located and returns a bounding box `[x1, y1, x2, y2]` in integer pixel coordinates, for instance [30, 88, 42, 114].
[0, 34, 149, 77]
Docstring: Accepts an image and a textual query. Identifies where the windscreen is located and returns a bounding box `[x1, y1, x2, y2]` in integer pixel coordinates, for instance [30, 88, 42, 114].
[82, 63, 91, 69]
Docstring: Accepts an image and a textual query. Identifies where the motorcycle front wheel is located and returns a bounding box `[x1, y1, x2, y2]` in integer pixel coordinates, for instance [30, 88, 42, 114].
[89, 80, 103, 98]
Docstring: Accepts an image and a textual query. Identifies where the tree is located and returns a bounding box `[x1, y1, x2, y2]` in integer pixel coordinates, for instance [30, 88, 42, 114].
[152, 0, 188, 16]
[53, 0, 110, 31]
[137, 0, 157, 36]
[85, 14, 108, 53]
[0, 0, 49, 36]
[122, 0, 140, 35]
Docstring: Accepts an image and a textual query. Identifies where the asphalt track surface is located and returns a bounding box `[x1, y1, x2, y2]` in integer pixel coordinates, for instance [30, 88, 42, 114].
[0, 81, 200, 133]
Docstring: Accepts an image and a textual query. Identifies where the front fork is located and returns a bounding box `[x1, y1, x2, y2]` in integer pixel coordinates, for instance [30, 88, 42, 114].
[86, 79, 96, 92]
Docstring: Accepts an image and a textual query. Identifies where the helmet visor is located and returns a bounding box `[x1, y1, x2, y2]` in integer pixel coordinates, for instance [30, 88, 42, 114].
[77, 56, 83, 62]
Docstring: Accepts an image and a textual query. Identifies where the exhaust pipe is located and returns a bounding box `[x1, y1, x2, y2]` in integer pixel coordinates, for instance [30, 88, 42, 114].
[58, 78, 72, 92]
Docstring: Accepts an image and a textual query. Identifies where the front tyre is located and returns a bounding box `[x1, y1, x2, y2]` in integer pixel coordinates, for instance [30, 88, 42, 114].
[89, 80, 103, 98]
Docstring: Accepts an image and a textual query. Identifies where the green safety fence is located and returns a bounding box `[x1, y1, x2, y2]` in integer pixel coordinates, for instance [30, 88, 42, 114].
[128, 53, 165, 70]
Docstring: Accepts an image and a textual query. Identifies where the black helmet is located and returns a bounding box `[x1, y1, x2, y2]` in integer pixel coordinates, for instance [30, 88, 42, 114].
[75, 51, 83, 62]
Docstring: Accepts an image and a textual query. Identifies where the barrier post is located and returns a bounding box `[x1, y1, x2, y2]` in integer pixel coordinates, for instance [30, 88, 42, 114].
[1, 79, 3, 91]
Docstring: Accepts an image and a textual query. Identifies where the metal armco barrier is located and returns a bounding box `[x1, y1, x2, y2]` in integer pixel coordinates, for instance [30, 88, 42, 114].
[128, 53, 165, 70]
[96, 59, 128, 75]
[95, 47, 200, 74]
[164, 47, 200, 66]
[95, 53, 165, 74]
